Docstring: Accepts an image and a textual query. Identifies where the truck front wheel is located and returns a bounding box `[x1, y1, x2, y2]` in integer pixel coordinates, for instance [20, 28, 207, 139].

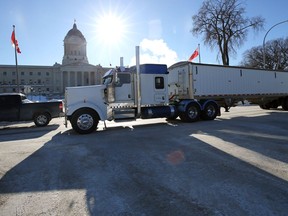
[71, 108, 99, 134]
[34, 112, 50, 127]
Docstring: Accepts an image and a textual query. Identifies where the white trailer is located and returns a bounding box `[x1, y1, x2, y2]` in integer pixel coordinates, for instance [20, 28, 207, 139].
[64, 49, 288, 134]
[168, 61, 288, 110]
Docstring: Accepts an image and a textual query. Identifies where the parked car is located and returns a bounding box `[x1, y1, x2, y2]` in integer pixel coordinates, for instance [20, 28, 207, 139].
[0, 93, 64, 126]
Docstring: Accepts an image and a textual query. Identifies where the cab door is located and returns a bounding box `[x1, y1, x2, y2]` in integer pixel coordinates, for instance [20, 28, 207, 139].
[114, 73, 134, 103]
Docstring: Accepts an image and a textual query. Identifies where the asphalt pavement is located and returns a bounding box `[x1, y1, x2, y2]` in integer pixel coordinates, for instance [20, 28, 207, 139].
[0, 105, 288, 216]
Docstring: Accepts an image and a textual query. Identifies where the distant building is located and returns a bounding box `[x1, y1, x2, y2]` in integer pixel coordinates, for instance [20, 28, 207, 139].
[0, 22, 110, 97]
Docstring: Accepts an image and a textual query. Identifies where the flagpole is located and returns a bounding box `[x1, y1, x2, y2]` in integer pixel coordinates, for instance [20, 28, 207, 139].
[13, 25, 20, 93]
[198, 43, 201, 63]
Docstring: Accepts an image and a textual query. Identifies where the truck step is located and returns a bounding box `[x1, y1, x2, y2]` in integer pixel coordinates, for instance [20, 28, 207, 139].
[113, 109, 136, 120]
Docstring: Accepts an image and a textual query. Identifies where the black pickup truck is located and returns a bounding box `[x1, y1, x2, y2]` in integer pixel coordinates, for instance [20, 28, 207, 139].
[0, 93, 63, 127]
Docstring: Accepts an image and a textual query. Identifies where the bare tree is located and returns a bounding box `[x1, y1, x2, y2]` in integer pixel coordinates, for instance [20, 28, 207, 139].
[241, 37, 288, 70]
[191, 0, 264, 65]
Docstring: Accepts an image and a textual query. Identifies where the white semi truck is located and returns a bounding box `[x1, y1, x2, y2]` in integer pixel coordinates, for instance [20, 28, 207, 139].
[65, 47, 288, 134]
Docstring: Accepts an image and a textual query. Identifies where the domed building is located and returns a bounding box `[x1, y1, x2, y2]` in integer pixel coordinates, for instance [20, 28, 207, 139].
[0, 22, 109, 97]
[62, 22, 89, 65]
[60, 22, 107, 94]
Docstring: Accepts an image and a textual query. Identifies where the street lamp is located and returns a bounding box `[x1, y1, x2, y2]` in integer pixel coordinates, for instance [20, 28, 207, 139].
[262, 19, 288, 69]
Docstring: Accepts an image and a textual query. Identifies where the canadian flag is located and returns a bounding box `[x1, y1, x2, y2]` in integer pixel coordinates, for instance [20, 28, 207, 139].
[188, 47, 199, 62]
[11, 29, 21, 54]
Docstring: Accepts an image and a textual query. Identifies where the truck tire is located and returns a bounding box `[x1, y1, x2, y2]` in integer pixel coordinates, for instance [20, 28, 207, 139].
[282, 97, 288, 111]
[201, 102, 219, 120]
[34, 112, 50, 127]
[179, 102, 200, 122]
[71, 108, 99, 134]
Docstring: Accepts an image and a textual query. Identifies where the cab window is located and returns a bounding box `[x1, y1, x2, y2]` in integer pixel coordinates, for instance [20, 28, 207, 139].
[118, 73, 131, 84]
[155, 77, 164, 89]
[115, 73, 131, 86]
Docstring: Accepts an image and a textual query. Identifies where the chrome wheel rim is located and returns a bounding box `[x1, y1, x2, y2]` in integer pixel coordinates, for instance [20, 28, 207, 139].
[77, 114, 94, 130]
[188, 107, 198, 119]
[206, 105, 216, 117]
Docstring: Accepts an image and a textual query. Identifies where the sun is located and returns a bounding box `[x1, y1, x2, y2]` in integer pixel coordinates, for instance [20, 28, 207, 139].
[88, 6, 134, 65]
[95, 13, 127, 45]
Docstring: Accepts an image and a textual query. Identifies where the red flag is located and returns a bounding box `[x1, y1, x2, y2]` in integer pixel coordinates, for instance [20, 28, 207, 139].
[11, 30, 21, 54]
[188, 47, 199, 61]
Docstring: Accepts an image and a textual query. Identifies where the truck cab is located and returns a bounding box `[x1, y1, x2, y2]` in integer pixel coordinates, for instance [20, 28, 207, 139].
[103, 67, 135, 105]
[104, 65, 169, 106]
[65, 64, 175, 134]
[105, 65, 169, 120]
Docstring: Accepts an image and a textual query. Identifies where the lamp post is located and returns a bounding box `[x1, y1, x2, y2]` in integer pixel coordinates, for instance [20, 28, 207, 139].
[262, 20, 288, 69]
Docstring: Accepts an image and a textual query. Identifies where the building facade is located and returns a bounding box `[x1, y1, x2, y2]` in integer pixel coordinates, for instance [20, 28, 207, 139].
[0, 23, 109, 98]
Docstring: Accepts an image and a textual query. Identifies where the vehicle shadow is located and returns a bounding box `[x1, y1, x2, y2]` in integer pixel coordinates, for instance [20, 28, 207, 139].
[0, 124, 60, 142]
[167, 110, 288, 164]
[0, 111, 288, 215]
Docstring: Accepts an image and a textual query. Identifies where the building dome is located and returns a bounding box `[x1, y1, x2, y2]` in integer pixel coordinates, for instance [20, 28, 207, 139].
[62, 22, 89, 65]
[65, 23, 86, 41]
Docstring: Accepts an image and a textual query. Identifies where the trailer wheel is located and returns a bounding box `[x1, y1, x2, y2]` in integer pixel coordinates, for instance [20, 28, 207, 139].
[34, 112, 50, 127]
[259, 104, 270, 110]
[71, 108, 99, 134]
[201, 102, 219, 120]
[179, 102, 200, 122]
[282, 97, 288, 111]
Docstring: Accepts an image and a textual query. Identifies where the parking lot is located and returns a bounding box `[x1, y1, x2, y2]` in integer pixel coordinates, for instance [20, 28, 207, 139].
[0, 105, 288, 216]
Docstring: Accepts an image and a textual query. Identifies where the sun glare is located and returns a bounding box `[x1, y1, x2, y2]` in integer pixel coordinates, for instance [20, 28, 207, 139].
[96, 13, 127, 45]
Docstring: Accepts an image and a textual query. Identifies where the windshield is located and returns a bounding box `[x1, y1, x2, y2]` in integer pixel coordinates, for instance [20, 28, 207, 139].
[102, 75, 113, 85]
[102, 69, 114, 85]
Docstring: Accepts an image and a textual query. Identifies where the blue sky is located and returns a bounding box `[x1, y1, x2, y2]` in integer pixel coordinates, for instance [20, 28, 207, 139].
[1, 0, 288, 67]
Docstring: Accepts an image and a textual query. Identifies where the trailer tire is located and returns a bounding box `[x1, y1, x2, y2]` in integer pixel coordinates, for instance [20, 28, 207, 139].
[179, 102, 200, 122]
[259, 104, 270, 110]
[71, 108, 99, 134]
[282, 97, 288, 111]
[34, 112, 50, 127]
[272, 100, 280, 109]
[201, 102, 219, 120]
